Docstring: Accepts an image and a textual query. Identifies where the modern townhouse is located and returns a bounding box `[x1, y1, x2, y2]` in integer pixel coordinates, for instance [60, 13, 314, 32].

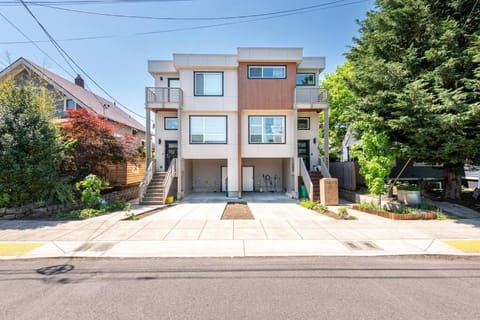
[141, 48, 329, 204]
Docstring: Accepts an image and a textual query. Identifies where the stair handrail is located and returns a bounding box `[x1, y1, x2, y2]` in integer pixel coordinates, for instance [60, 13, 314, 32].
[162, 158, 177, 204]
[319, 158, 331, 178]
[299, 157, 314, 201]
[139, 158, 156, 203]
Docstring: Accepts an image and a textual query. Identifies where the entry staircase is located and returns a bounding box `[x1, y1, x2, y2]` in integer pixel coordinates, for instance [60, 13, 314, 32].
[141, 172, 167, 205]
[299, 157, 331, 201]
[308, 171, 323, 201]
[139, 158, 177, 206]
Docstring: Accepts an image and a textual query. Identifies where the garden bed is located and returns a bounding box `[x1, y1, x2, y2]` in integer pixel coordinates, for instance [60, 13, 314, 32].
[352, 204, 436, 220]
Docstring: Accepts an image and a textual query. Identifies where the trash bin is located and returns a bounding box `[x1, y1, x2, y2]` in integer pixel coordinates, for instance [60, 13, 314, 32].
[300, 184, 308, 199]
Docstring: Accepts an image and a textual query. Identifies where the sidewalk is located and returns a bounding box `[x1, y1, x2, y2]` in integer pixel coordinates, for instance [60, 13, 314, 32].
[1, 201, 480, 259]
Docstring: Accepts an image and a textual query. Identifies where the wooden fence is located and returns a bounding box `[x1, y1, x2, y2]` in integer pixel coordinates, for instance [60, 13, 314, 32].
[105, 160, 146, 186]
[329, 161, 363, 191]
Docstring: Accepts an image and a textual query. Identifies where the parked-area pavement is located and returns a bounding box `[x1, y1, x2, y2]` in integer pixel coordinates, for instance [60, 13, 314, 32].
[1, 196, 480, 259]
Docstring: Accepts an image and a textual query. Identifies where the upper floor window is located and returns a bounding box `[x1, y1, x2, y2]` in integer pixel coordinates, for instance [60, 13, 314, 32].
[296, 73, 316, 86]
[190, 116, 227, 144]
[65, 99, 76, 110]
[194, 72, 223, 96]
[297, 117, 310, 130]
[249, 116, 286, 144]
[248, 66, 286, 79]
[164, 117, 178, 130]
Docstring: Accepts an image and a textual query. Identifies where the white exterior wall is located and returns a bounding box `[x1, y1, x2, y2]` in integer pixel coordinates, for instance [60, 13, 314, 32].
[191, 159, 227, 192]
[179, 69, 238, 111]
[242, 158, 285, 192]
[154, 111, 179, 171]
[297, 111, 320, 170]
[241, 110, 295, 158]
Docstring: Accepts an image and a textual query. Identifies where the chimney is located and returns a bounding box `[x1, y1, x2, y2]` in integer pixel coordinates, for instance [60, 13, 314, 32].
[74, 74, 84, 88]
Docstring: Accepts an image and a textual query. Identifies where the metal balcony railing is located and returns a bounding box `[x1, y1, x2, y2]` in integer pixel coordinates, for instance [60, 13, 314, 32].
[145, 87, 183, 107]
[295, 87, 329, 105]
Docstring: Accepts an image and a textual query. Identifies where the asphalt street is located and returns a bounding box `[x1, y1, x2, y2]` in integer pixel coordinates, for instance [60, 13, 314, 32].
[1, 256, 480, 320]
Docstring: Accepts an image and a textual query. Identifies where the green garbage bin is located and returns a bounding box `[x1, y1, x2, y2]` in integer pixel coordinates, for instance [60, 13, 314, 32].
[300, 184, 308, 199]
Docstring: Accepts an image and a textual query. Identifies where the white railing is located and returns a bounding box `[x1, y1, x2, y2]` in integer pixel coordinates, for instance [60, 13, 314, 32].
[299, 157, 314, 201]
[139, 158, 156, 203]
[162, 158, 177, 204]
[145, 87, 183, 107]
[295, 87, 329, 104]
[319, 158, 331, 178]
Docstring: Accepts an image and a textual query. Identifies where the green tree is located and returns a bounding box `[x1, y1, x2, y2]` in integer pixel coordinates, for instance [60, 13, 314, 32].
[352, 131, 397, 205]
[347, 0, 480, 199]
[0, 81, 71, 207]
[320, 61, 357, 160]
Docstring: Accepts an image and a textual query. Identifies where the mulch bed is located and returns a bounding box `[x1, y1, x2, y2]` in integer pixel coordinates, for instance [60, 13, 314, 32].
[221, 202, 254, 220]
[352, 205, 436, 220]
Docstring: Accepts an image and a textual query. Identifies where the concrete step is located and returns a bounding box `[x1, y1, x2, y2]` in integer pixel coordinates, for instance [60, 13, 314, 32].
[141, 200, 164, 205]
[143, 196, 164, 203]
[148, 186, 165, 191]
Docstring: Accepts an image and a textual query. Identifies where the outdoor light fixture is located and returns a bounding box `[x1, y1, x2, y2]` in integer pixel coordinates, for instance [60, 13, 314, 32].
[313, 137, 317, 144]
[158, 138, 162, 145]
[160, 76, 163, 80]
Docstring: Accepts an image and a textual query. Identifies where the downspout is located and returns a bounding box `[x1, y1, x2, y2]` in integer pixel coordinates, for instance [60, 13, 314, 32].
[145, 88, 151, 168]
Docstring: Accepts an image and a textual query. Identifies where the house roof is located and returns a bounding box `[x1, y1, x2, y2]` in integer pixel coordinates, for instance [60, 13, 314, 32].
[0, 57, 145, 132]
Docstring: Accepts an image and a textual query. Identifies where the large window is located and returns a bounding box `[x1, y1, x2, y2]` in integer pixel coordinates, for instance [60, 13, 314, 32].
[296, 73, 316, 86]
[248, 66, 286, 79]
[194, 72, 223, 96]
[65, 99, 76, 110]
[249, 116, 286, 144]
[190, 116, 227, 144]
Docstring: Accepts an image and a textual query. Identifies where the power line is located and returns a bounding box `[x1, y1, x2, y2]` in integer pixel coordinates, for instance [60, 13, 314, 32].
[0, 10, 75, 77]
[19, 0, 145, 119]
[0, 0, 369, 44]
[37, 0, 349, 21]
[0, 0, 188, 6]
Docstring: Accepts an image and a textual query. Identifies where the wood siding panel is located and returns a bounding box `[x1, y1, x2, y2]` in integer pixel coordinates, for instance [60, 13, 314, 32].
[106, 160, 146, 186]
[238, 62, 296, 110]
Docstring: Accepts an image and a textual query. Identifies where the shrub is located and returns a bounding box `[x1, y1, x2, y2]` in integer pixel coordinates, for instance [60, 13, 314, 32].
[75, 174, 103, 208]
[338, 206, 349, 219]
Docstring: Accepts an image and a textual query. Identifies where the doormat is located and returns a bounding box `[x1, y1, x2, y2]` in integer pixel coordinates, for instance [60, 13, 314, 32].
[221, 202, 254, 220]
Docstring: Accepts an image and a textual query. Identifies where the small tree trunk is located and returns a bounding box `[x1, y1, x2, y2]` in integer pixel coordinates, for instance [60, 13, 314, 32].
[444, 165, 463, 200]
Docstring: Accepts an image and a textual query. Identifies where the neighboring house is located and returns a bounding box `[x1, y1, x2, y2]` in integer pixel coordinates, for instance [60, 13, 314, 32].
[142, 47, 329, 203]
[0, 57, 145, 144]
[0, 57, 147, 186]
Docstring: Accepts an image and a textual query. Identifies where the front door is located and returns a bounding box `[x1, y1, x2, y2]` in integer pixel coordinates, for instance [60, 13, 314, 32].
[297, 140, 310, 170]
[242, 166, 254, 192]
[164, 140, 177, 170]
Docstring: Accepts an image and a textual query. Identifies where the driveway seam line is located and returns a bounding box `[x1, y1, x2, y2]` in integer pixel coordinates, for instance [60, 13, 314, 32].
[286, 220, 304, 240]
[197, 220, 208, 240]
[259, 220, 268, 239]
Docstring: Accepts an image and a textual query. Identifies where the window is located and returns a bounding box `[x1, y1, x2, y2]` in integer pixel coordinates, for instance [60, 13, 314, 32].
[249, 116, 286, 144]
[297, 117, 310, 130]
[248, 66, 286, 79]
[296, 73, 316, 86]
[65, 99, 76, 110]
[164, 117, 178, 130]
[194, 72, 223, 96]
[190, 116, 227, 144]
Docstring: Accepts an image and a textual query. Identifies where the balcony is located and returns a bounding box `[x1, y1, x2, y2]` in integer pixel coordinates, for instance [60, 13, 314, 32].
[294, 87, 329, 110]
[145, 87, 183, 109]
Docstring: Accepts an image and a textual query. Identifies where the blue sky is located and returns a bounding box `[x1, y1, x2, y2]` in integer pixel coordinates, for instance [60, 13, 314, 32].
[0, 0, 375, 122]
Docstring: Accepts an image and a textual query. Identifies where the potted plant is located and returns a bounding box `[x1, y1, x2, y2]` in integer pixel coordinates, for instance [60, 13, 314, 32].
[396, 183, 421, 205]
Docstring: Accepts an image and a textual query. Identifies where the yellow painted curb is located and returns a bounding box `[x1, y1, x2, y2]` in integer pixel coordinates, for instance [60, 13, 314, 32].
[443, 240, 480, 253]
[0, 243, 43, 256]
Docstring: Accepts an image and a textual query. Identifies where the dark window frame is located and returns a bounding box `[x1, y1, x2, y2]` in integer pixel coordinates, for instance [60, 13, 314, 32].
[247, 65, 287, 79]
[189, 115, 228, 144]
[297, 117, 310, 130]
[193, 71, 224, 97]
[164, 117, 178, 130]
[296, 73, 316, 86]
[248, 115, 287, 144]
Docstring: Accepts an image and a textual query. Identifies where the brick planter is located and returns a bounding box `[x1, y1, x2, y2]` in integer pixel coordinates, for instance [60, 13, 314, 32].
[352, 205, 436, 220]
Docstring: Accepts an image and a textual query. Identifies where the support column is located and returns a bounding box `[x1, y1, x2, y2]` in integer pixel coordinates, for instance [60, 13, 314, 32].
[323, 106, 329, 170]
[177, 107, 183, 200]
[145, 99, 151, 168]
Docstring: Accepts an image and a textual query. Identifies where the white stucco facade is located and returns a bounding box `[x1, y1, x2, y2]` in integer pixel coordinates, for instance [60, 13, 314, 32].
[147, 48, 327, 199]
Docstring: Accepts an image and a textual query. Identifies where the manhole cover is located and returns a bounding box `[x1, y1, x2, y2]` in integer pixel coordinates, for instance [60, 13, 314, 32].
[221, 202, 254, 220]
[343, 241, 382, 251]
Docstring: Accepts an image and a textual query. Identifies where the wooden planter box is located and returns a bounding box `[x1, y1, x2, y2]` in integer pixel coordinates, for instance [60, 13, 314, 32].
[352, 205, 436, 220]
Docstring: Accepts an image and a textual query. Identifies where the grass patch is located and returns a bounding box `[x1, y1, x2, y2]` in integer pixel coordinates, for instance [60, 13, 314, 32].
[300, 201, 357, 220]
